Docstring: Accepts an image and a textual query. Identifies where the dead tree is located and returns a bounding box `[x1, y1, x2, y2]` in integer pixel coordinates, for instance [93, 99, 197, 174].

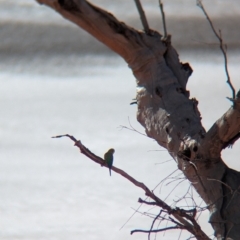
[36, 0, 240, 239]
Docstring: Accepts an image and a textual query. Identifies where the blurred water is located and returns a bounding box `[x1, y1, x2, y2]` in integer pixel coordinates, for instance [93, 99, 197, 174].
[1, 0, 239, 64]
[0, 1, 240, 240]
[0, 0, 240, 23]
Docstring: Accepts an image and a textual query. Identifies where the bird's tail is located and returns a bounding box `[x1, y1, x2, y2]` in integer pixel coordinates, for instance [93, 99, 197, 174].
[109, 168, 111, 176]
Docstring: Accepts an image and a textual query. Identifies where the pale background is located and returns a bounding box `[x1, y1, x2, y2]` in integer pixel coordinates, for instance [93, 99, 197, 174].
[0, 0, 240, 239]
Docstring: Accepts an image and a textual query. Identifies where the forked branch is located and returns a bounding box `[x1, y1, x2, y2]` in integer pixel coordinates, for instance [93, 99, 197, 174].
[52, 134, 210, 240]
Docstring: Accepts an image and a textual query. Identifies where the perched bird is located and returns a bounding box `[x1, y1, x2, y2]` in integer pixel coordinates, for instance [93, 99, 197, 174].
[104, 148, 115, 176]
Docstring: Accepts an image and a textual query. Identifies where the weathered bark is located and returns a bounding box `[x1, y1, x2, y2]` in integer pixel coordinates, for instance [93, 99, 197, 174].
[36, 0, 240, 239]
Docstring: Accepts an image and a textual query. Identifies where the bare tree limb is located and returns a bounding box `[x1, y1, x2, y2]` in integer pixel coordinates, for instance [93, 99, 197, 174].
[138, 198, 158, 206]
[131, 225, 180, 235]
[52, 134, 210, 240]
[159, 0, 168, 39]
[196, 0, 235, 99]
[202, 94, 240, 158]
[119, 117, 147, 137]
[37, 0, 157, 60]
[148, 210, 162, 240]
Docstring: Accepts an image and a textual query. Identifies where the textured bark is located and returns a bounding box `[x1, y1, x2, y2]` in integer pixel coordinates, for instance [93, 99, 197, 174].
[36, 0, 240, 239]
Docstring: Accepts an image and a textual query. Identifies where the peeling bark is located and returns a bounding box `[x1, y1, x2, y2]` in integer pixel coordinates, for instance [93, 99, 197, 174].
[36, 0, 240, 239]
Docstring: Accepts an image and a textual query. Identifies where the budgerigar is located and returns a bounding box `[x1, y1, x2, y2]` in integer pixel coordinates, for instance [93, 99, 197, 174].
[104, 148, 115, 176]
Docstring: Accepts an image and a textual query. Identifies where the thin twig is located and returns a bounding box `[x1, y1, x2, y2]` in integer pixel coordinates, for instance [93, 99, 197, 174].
[155, 159, 174, 165]
[130, 207, 155, 218]
[148, 210, 162, 240]
[131, 208, 158, 219]
[147, 149, 169, 152]
[207, 178, 233, 194]
[164, 179, 187, 202]
[134, 0, 150, 34]
[168, 217, 186, 228]
[178, 229, 183, 240]
[154, 217, 162, 240]
[119, 197, 147, 230]
[196, 0, 235, 99]
[196, 200, 205, 221]
[119, 117, 147, 137]
[119, 125, 147, 137]
[190, 185, 196, 211]
[139, 198, 158, 206]
[226, 189, 239, 209]
[174, 184, 192, 204]
[165, 177, 186, 186]
[154, 169, 179, 194]
[225, 222, 234, 239]
[131, 226, 179, 235]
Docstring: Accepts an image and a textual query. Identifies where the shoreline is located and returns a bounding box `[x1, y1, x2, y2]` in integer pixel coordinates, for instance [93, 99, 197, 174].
[1, 16, 240, 55]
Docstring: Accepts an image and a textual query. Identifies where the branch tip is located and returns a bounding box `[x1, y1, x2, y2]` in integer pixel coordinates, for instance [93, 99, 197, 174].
[196, 0, 235, 100]
[51, 134, 78, 142]
[159, 0, 168, 39]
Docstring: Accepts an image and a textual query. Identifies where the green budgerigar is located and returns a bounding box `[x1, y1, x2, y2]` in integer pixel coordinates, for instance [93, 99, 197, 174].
[104, 148, 115, 176]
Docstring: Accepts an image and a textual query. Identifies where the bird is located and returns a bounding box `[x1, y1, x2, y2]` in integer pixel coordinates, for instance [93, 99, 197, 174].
[104, 148, 115, 176]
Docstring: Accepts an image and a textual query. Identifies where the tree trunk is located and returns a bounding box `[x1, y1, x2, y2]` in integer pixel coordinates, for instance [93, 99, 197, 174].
[36, 0, 240, 239]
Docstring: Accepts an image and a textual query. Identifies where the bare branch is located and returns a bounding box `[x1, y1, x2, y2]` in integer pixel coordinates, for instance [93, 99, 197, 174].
[148, 210, 162, 240]
[155, 159, 174, 165]
[131, 225, 180, 235]
[169, 216, 185, 227]
[134, 0, 150, 34]
[138, 198, 158, 206]
[119, 197, 147, 230]
[158, 0, 167, 38]
[226, 188, 240, 209]
[164, 179, 187, 202]
[174, 184, 192, 204]
[119, 117, 147, 137]
[53, 134, 210, 240]
[154, 169, 179, 194]
[202, 97, 240, 159]
[196, 0, 235, 99]
[119, 125, 147, 137]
